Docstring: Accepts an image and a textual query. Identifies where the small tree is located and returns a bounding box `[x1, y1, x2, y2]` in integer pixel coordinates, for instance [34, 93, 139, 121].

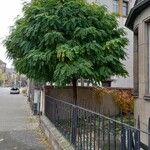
[5, 0, 128, 104]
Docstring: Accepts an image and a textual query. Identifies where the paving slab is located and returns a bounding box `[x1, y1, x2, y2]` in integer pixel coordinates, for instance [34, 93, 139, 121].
[0, 87, 51, 150]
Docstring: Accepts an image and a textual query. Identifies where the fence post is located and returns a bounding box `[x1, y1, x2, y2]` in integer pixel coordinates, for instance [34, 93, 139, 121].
[121, 122, 126, 150]
[71, 106, 77, 147]
[148, 118, 150, 150]
[127, 129, 132, 150]
[135, 116, 140, 150]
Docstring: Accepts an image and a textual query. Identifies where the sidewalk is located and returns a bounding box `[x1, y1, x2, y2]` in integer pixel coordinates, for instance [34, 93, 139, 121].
[0, 88, 51, 150]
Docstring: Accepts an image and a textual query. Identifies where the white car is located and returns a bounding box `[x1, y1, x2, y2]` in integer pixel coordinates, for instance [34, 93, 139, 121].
[10, 87, 20, 94]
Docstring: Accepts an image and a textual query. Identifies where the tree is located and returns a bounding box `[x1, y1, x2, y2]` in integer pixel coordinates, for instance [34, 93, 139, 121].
[5, 0, 128, 104]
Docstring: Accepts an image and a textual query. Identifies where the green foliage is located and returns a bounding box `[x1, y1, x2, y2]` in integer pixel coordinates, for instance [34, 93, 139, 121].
[5, 0, 128, 85]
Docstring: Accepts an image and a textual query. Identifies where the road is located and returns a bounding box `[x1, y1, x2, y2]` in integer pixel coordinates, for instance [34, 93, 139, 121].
[0, 87, 50, 150]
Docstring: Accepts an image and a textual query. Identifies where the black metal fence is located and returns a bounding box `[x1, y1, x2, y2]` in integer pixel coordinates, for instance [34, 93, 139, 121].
[45, 96, 150, 150]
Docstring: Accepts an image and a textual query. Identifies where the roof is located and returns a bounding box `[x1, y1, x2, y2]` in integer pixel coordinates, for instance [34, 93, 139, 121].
[125, 0, 150, 30]
[135, 0, 144, 5]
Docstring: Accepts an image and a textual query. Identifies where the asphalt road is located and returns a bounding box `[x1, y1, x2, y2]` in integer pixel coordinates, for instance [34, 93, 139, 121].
[0, 87, 50, 150]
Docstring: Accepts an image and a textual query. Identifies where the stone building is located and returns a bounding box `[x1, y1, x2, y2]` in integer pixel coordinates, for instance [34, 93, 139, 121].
[0, 59, 6, 73]
[87, 0, 134, 88]
[126, 0, 150, 144]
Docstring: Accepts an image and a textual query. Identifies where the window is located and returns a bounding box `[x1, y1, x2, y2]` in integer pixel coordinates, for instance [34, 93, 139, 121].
[148, 24, 150, 93]
[113, 0, 118, 13]
[123, 1, 128, 17]
[113, 0, 128, 17]
[133, 28, 139, 96]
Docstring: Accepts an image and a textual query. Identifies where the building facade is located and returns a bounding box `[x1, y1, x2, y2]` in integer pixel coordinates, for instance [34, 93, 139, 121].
[87, 0, 134, 88]
[0, 59, 6, 73]
[126, 0, 150, 144]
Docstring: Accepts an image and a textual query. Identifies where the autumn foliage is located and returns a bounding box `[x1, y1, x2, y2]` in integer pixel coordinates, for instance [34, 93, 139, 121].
[94, 88, 134, 114]
[112, 90, 134, 114]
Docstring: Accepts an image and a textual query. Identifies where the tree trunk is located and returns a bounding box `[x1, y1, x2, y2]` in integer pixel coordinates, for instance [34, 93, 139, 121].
[72, 77, 77, 105]
[71, 77, 77, 144]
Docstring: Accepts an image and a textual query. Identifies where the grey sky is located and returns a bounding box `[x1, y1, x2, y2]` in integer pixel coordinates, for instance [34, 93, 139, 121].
[0, 0, 26, 68]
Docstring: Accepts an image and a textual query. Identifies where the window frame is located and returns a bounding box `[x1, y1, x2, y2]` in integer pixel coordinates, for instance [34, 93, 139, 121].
[148, 23, 150, 94]
[112, 0, 129, 17]
[113, 0, 119, 14]
[133, 27, 139, 97]
[143, 19, 150, 100]
[122, 0, 129, 17]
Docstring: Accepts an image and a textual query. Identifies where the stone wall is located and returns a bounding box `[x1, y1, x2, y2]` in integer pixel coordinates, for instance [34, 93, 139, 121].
[40, 116, 74, 150]
[133, 6, 150, 145]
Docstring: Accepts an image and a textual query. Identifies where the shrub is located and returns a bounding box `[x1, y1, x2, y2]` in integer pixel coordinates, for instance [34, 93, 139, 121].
[112, 90, 134, 114]
[94, 88, 134, 114]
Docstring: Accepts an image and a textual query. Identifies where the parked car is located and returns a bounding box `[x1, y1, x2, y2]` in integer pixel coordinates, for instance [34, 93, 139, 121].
[10, 87, 20, 94]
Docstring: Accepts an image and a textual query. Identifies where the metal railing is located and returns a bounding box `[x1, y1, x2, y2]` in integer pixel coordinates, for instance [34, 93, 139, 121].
[45, 96, 150, 150]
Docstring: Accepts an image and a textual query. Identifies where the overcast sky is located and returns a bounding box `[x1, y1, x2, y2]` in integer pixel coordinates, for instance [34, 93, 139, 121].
[0, 0, 28, 68]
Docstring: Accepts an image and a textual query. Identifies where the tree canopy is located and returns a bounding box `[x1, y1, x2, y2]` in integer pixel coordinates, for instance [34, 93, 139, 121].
[5, 0, 128, 86]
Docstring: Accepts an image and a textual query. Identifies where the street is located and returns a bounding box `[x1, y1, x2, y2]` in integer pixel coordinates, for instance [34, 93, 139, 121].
[0, 87, 50, 150]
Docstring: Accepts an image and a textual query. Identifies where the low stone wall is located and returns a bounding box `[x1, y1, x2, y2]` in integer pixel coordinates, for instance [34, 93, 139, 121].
[45, 86, 132, 116]
[40, 115, 74, 150]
